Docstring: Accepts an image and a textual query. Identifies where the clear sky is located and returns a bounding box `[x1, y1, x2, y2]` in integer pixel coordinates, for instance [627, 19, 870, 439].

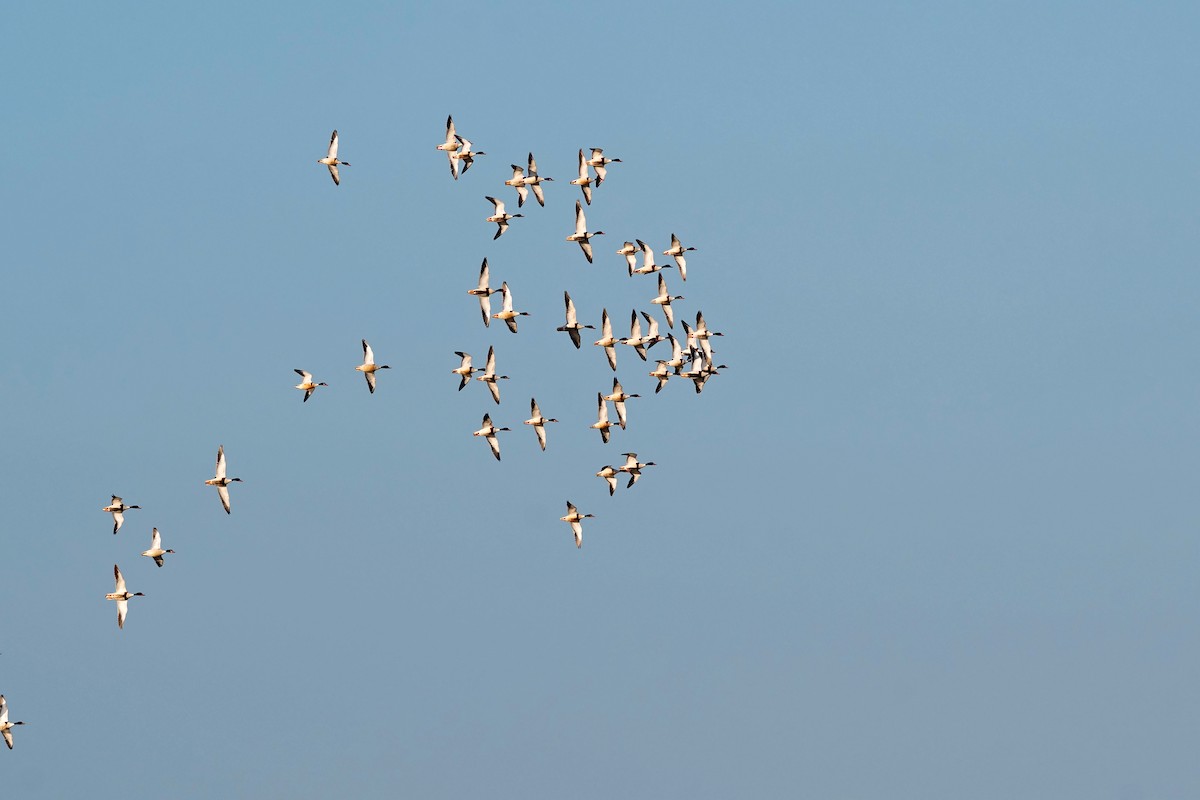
[2, 1, 1198, 797]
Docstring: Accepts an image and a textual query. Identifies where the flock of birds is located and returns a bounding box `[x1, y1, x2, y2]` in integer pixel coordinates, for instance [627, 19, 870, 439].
[0, 116, 729, 750]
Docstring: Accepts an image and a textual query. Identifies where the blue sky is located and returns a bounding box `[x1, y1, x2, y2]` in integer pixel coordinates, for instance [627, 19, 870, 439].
[1, 1, 1198, 797]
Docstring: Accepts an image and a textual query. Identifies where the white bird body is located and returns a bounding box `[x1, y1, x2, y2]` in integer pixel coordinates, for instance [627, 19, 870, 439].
[505, 164, 529, 206]
[355, 339, 391, 394]
[631, 239, 671, 276]
[293, 369, 328, 402]
[204, 445, 243, 514]
[617, 241, 639, 276]
[595, 465, 619, 496]
[586, 147, 622, 185]
[650, 273, 685, 329]
[523, 397, 558, 451]
[569, 148, 596, 204]
[616, 451, 657, 488]
[141, 527, 175, 568]
[485, 196, 524, 240]
[590, 392, 614, 443]
[565, 200, 604, 263]
[437, 115, 460, 177]
[603, 377, 641, 430]
[450, 135, 485, 178]
[0, 695, 26, 750]
[473, 413, 510, 461]
[474, 345, 509, 404]
[317, 130, 350, 186]
[467, 258, 500, 327]
[104, 564, 145, 630]
[663, 233, 696, 281]
[101, 495, 140, 535]
[522, 152, 554, 206]
[492, 281, 530, 333]
[649, 360, 673, 393]
[560, 500, 595, 548]
[556, 291, 595, 348]
[593, 308, 619, 371]
[451, 351, 479, 391]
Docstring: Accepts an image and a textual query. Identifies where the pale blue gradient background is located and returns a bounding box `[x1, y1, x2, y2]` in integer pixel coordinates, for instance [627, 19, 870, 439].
[2, 2, 1198, 797]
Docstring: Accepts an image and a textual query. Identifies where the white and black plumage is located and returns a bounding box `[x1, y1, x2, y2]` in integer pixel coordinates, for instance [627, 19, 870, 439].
[355, 339, 391, 394]
[556, 291, 595, 348]
[617, 241, 639, 276]
[317, 130, 350, 186]
[492, 281, 530, 333]
[590, 392, 614, 444]
[437, 116, 460, 178]
[141, 527, 175, 568]
[472, 413, 510, 461]
[101, 495, 140, 535]
[0, 695, 26, 750]
[485, 196, 523, 240]
[568, 148, 596, 205]
[204, 445, 243, 514]
[663, 233, 696, 281]
[595, 465, 619, 496]
[451, 351, 479, 391]
[293, 369, 328, 402]
[631, 239, 672, 276]
[560, 501, 595, 549]
[451, 135, 485, 178]
[617, 451, 657, 488]
[504, 164, 529, 206]
[604, 377, 641, 430]
[474, 345, 509, 405]
[586, 148, 622, 185]
[104, 564, 145, 630]
[467, 258, 500, 327]
[523, 152, 554, 206]
[523, 398, 558, 451]
[565, 200, 604, 263]
[593, 308, 619, 371]
[650, 273, 685, 329]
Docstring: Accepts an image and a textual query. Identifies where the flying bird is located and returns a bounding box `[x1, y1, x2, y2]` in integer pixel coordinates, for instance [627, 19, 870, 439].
[569, 148, 596, 205]
[556, 291, 594, 348]
[485, 196, 523, 240]
[524, 398, 558, 451]
[204, 445, 243, 514]
[631, 239, 671, 276]
[604, 377, 641, 430]
[663, 233, 696, 281]
[317, 130, 350, 186]
[586, 148, 622, 185]
[560, 501, 595, 549]
[467, 258, 500, 326]
[566, 200, 604, 263]
[437, 116, 460, 178]
[0, 696, 26, 750]
[617, 452, 657, 488]
[523, 152, 554, 206]
[595, 465, 619, 496]
[451, 135, 485, 178]
[616, 241, 639, 276]
[590, 392, 614, 443]
[101, 495, 140, 535]
[355, 339, 391, 394]
[141, 527, 175, 568]
[474, 345, 509, 404]
[593, 308, 619, 371]
[492, 281, 530, 333]
[105, 564, 145, 630]
[451, 351, 479, 391]
[473, 413, 510, 461]
[651, 273, 685, 329]
[293, 369, 328, 402]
